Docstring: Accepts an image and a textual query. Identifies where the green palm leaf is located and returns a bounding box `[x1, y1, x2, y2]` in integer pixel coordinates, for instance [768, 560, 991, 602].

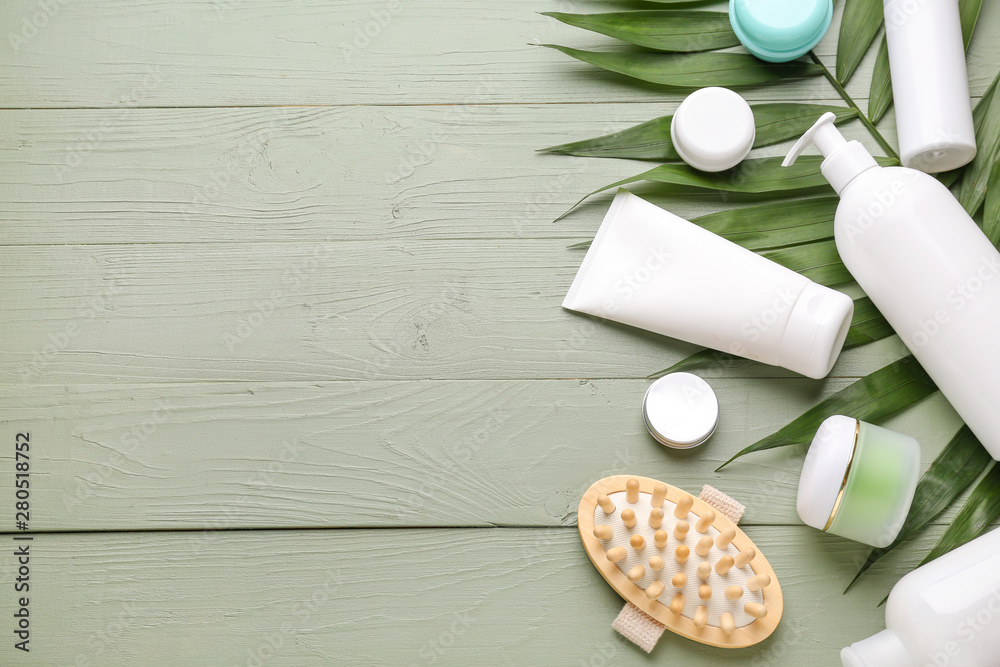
[867, 38, 893, 124]
[845, 426, 991, 592]
[844, 296, 895, 348]
[959, 0, 986, 48]
[958, 70, 1000, 215]
[917, 463, 1000, 565]
[540, 104, 856, 161]
[836, 0, 884, 85]
[541, 45, 823, 88]
[573, 196, 840, 250]
[562, 156, 898, 217]
[558, 158, 828, 219]
[614, 156, 832, 193]
[760, 239, 851, 287]
[716, 356, 937, 470]
[694, 196, 839, 249]
[541, 11, 739, 53]
[984, 163, 1000, 245]
[868, 0, 983, 123]
[650, 348, 755, 377]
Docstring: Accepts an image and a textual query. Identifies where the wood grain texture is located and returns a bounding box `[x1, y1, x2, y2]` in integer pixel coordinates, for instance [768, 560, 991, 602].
[3, 0, 999, 662]
[0, 527, 950, 665]
[0, 378, 965, 531]
[0, 104, 888, 245]
[0, 238, 918, 383]
[1, 0, 997, 108]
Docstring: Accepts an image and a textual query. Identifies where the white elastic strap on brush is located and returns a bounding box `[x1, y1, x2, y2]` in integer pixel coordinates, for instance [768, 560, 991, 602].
[612, 485, 746, 653]
[699, 484, 746, 524]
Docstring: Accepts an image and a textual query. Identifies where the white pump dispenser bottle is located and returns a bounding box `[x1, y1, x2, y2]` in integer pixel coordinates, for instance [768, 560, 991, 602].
[785, 113, 1000, 460]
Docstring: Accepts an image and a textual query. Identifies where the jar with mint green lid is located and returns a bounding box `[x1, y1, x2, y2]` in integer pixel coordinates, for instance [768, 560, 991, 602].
[729, 0, 833, 63]
[796, 415, 920, 548]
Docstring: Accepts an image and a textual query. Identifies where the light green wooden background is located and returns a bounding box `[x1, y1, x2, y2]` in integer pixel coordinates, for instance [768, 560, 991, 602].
[1, 0, 999, 664]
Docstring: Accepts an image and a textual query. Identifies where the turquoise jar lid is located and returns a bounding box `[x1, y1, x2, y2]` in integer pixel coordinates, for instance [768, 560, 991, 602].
[729, 0, 833, 63]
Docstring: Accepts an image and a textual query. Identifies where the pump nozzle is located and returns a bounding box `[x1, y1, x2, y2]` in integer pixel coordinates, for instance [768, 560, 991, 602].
[783, 113, 846, 166]
[782, 113, 879, 194]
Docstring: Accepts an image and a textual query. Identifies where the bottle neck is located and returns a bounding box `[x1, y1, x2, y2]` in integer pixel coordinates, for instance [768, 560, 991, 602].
[822, 141, 880, 195]
[842, 629, 911, 667]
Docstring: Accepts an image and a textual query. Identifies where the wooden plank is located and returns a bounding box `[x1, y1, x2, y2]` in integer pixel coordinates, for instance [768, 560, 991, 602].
[0, 104, 885, 245]
[0, 239, 913, 384]
[0, 378, 964, 531]
[1, 0, 997, 107]
[0, 526, 951, 664]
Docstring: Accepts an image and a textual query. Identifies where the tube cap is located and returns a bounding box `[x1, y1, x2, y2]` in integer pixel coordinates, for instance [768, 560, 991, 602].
[797, 415, 858, 531]
[729, 0, 833, 63]
[784, 112, 879, 194]
[642, 373, 719, 449]
[670, 87, 755, 172]
[777, 282, 854, 379]
[841, 630, 912, 667]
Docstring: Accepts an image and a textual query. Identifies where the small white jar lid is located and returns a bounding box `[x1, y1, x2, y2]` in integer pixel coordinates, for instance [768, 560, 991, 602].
[670, 87, 756, 172]
[642, 373, 719, 449]
[796, 415, 858, 530]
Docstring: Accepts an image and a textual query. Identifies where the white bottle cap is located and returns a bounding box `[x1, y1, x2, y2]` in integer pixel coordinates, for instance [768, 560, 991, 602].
[642, 373, 719, 449]
[670, 87, 755, 172]
[796, 415, 858, 530]
[883, 0, 976, 173]
[784, 112, 879, 194]
[841, 629, 911, 667]
[777, 282, 854, 379]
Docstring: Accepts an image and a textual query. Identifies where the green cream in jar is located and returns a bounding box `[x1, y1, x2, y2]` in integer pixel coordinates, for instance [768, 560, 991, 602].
[796, 415, 920, 548]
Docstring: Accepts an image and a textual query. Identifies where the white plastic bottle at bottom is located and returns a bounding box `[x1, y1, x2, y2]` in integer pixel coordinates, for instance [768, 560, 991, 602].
[841, 527, 1000, 667]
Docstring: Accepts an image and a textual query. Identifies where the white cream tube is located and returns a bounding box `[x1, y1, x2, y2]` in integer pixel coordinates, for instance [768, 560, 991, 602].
[563, 190, 854, 379]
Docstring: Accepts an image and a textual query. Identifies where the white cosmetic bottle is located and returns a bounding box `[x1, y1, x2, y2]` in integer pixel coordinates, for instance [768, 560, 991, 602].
[842, 527, 1000, 666]
[785, 113, 1000, 460]
[883, 0, 976, 172]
